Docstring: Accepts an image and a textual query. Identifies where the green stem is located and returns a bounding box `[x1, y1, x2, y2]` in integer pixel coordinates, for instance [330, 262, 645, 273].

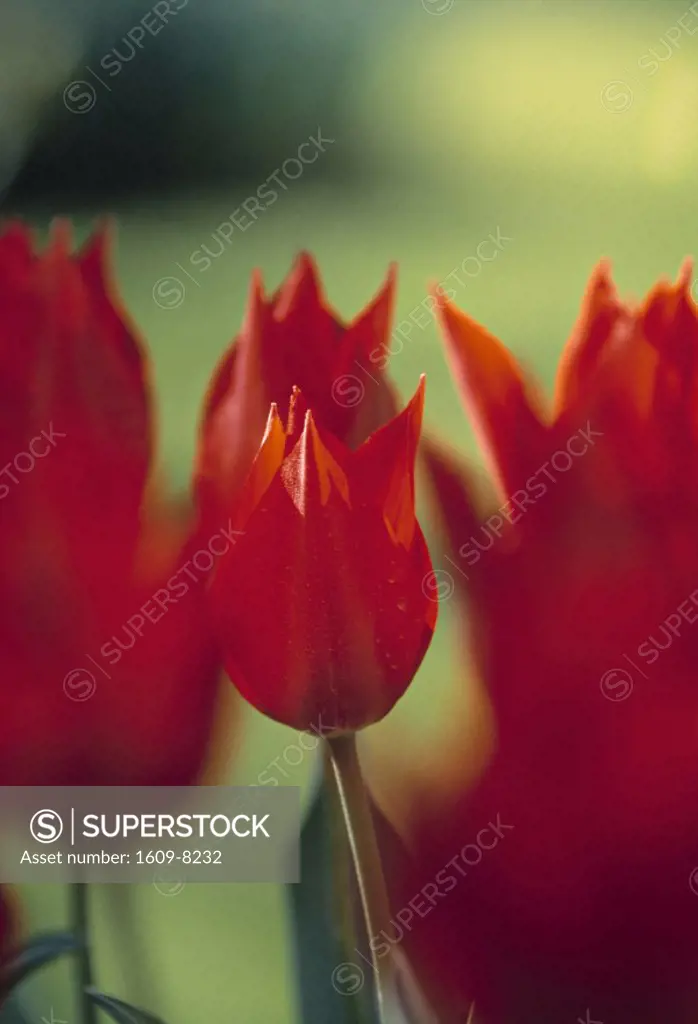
[71, 883, 97, 1024]
[327, 734, 393, 1023]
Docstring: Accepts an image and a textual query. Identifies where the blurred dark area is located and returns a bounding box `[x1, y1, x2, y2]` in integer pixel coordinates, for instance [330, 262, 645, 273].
[0, 0, 375, 210]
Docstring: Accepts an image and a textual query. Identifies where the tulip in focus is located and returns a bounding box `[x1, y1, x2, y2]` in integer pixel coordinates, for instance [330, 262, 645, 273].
[202, 377, 436, 733]
[197, 252, 398, 524]
[386, 263, 698, 1024]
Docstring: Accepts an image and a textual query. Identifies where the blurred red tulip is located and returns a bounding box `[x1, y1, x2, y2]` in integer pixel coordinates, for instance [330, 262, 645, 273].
[196, 253, 399, 524]
[386, 263, 698, 1023]
[204, 379, 436, 732]
[0, 221, 228, 786]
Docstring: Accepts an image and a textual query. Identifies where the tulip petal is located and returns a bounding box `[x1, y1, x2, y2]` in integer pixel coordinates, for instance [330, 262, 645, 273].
[422, 433, 488, 582]
[197, 275, 276, 516]
[554, 261, 630, 418]
[281, 411, 351, 511]
[435, 295, 547, 495]
[354, 377, 424, 547]
[0, 224, 225, 788]
[341, 263, 397, 365]
[198, 255, 401, 509]
[221, 403, 287, 532]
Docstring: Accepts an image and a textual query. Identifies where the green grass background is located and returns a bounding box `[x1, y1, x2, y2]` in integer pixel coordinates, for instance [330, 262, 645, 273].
[13, 1, 698, 1020]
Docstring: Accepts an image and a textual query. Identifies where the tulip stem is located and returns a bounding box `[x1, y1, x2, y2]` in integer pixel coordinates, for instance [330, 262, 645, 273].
[71, 882, 97, 1024]
[327, 733, 392, 1023]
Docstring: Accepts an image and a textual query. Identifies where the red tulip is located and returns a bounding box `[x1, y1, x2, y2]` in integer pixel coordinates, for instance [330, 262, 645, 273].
[386, 263, 698, 1023]
[0, 221, 228, 785]
[204, 379, 436, 732]
[197, 253, 398, 524]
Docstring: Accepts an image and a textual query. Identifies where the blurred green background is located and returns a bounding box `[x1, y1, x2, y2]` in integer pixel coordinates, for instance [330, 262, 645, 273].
[6, 0, 698, 1020]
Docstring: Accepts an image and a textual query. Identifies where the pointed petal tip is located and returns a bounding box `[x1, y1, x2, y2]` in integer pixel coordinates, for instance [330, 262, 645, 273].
[639, 257, 696, 317]
[264, 402, 281, 429]
[380, 377, 426, 451]
[375, 261, 398, 303]
[345, 264, 399, 363]
[579, 260, 620, 311]
[47, 218, 73, 257]
[376, 261, 398, 302]
[295, 250, 318, 272]
[272, 251, 328, 321]
[259, 402, 287, 450]
[408, 376, 426, 435]
[241, 269, 269, 334]
[432, 292, 491, 345]
[78, 219, 116, 276]
[291, 251, 323, 292]
[90, 216, 115, 247]
[409, 374, 427, 415]
[286, 386, 310, 439]
[429, 281, 455, 318]
[678, 256, 693, 291]
[248, 268, 267, 303]
[434, 296, 511, 373]
[591, 257, 614, 286]
[287, 406, 350, 507]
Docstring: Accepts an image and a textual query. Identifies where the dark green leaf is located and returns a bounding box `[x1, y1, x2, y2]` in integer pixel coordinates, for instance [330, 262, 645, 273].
[0, 993, 33, 1023]
[85, 988, 167, 1024]
[288, 769, 378, 1024]
[1, 932, 81, 995]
